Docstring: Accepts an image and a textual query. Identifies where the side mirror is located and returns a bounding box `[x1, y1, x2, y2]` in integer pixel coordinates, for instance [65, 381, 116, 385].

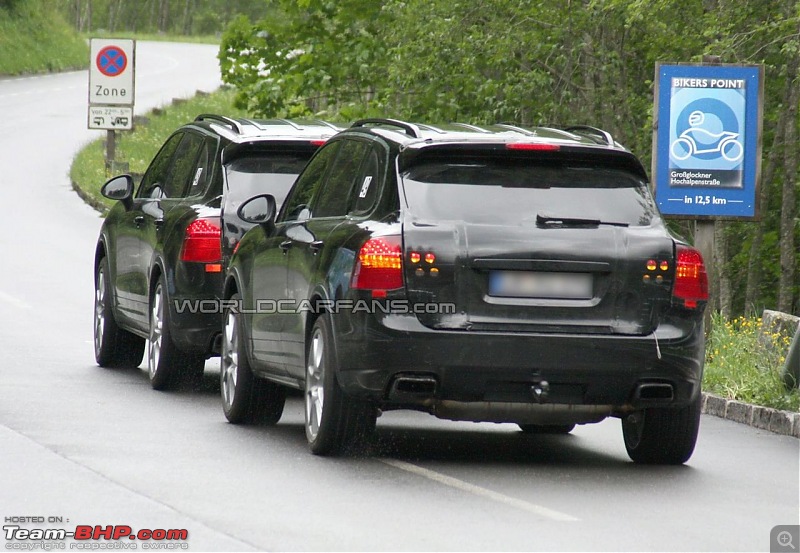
[100, 175, 134, 209]
[238, 194, 277, 226]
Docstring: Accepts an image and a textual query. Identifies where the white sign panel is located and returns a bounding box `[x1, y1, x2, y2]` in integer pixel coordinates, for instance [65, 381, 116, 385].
[89, 38, 135, 106]
[89, 106, 133, 130]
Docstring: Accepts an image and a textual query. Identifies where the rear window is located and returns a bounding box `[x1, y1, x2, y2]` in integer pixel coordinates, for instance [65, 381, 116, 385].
[401, 157, 658, 226]
[224, 153, 312, 210]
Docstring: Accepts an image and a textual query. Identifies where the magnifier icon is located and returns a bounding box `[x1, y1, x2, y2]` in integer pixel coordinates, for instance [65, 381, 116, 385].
[778, 531, 796, 550]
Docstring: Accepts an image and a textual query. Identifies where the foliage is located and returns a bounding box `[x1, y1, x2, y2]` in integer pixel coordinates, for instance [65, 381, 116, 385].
[0, 0, 88, 75]
[219, 1, 389, 117]
[52, 0, 270, 36]
[71, 88, 245, 210]
[704, 312, 799, 412]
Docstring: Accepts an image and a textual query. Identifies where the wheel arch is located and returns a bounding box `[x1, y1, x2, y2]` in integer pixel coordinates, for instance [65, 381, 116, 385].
[94, 238, 108, 281]
[305, 286, 336, 367]
[223, 271, 240, 300]
[148, 261, 165, 301]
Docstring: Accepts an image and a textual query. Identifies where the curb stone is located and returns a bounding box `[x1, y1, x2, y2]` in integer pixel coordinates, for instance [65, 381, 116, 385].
[701, 392, 799, 438]
[71, 179, 109, 215]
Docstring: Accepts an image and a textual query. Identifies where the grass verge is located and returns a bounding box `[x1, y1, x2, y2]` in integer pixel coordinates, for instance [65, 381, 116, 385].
[704, 312, 799, 412]
[71, 87, 245, 212]
[0, 6, 88, 75]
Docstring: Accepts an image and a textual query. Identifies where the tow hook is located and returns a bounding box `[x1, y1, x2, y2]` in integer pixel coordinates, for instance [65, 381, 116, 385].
[531, 380, 550, 403]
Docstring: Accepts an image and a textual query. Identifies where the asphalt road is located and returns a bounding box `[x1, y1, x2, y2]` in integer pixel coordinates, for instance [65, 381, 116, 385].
[0, 42, 798, 552]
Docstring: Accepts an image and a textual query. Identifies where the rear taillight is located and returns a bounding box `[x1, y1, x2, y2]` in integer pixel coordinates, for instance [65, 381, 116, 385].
[351, 236, 403, 292]
[180, 217, 222, 264]
[506, 142, 560, 151]
[673, 245, 708, 308]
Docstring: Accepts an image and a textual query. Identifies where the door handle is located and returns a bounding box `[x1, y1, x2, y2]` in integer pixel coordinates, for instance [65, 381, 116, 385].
[279, 240, 292, 253]
[154, 219, 164, 230]
[309, 240, 324, 253]
[134, 216, 145, 226]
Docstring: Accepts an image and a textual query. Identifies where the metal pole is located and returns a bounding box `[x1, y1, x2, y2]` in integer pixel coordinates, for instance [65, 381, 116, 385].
[105, 129, 116, 173]
[695, 220, 715, 338]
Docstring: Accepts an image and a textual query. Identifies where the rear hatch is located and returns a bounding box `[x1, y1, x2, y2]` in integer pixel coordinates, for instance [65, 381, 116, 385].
[399, 148, 675, 335]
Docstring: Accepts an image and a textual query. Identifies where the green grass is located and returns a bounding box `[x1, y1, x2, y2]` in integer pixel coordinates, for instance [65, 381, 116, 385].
[0, 6, 88, 75]
[71, 87, 245, 211]
[703, 312, 799, 412]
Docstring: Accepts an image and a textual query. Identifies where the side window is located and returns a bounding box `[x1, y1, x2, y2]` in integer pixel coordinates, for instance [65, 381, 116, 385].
[162, 132, 204, 198]
[280, 142, 340, 223]
[185, 137, 216, 198]
[313, 140, 369, 218]
[350, 146, 382, 216]
[138, 133, 183, 198]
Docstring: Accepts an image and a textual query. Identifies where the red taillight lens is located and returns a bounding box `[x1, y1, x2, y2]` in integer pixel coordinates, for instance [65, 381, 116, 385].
[506, 142, 560, 151]
[673, 245, 708, 308]
[180, 217, 222, 263]
[351, 236, 403, 291]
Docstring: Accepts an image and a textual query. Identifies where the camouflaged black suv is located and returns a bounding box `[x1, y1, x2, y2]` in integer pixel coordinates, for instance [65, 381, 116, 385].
[93, 116, 341, 389]
[224, 119, 708, 463]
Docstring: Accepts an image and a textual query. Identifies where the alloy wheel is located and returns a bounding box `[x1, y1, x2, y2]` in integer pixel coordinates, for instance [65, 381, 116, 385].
[221, 309, 239, 409]
[94, 267, 105, 358]
[305, 327, 325, 441]
[148, 284, 164, 379]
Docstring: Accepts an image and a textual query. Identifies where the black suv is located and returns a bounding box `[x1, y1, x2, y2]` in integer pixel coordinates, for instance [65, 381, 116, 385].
[223, 119, 708, 463]
[93, 116, 341, 389]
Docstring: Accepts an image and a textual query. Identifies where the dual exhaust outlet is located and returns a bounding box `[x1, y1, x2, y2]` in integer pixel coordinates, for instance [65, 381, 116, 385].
[388, 375, 675, 406]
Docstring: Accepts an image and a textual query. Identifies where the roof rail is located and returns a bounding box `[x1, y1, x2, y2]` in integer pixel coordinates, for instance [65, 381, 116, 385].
[274, 118, 304, 131]
[564, 125, 614, 146]
[494, 123, 537, 137]
[450, 122, 492, 133]
[416, 123, 447, 134]
[311, 119, 343, 131]
[195, 114, 243, 134]
[351, 118, 421, 138]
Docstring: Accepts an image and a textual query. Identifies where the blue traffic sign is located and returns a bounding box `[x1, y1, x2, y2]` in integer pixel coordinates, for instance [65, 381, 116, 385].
[653, 64, 763, 219]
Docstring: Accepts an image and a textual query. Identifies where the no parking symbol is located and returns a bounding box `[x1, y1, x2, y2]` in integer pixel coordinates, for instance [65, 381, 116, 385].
[96, 46, 128, 77]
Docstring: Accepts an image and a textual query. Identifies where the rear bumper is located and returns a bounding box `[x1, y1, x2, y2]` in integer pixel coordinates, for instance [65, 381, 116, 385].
[167, 264, 224, 357]
[333, 310, 704, 423]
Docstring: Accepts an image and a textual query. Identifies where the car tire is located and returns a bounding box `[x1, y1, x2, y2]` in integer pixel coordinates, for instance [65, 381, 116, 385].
[147, 276, 205, 390]
[518, 423, 575, 434]
[622, 394, 702, 465]
[94, 256, 145, 369]
[304, 314, 376, 456]
[221, 293, 286, 424]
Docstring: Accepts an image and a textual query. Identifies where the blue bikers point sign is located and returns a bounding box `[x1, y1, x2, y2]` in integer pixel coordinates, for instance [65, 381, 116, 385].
[653, 63, 763, 220]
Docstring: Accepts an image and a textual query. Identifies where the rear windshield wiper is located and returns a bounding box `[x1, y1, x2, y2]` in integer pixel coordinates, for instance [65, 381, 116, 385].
[536, 214, 629, 227]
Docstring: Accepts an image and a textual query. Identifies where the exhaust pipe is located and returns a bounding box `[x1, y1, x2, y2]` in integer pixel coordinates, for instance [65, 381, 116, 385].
[634, 382, 674, 403]
[388, 375, 437, 402]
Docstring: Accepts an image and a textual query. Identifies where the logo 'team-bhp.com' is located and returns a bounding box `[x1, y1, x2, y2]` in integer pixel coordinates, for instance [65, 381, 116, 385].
[4, 524, 189, 550]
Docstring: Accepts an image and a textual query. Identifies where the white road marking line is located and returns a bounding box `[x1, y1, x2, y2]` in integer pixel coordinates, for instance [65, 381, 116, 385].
[380, 458, 579, 521]
[0, 291, 32, 310]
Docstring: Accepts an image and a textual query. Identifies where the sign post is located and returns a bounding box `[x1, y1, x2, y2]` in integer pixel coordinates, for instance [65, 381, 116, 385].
[652, 60, 764, 333]
[88, 39, 135, 171]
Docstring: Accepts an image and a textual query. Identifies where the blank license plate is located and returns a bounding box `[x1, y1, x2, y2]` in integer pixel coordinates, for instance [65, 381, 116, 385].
[489, 271, 593, 299]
